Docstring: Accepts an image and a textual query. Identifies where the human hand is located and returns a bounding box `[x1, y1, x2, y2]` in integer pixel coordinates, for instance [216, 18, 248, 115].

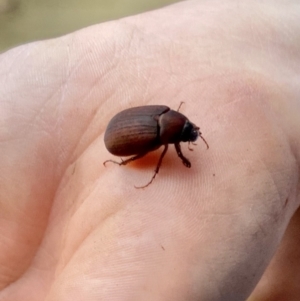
[0, 1, 299, 300]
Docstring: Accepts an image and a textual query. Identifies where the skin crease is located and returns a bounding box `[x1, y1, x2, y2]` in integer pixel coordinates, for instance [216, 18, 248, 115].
[0, 0, 299, 300]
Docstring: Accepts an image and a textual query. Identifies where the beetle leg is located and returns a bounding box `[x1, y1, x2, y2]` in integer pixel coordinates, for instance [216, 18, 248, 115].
[174, 143, 191, 168]
[135, 145, 168, 189]
[188, 141, 198, 151]
[103, 153, 147, 167]
[176, 101, 185, 112]
[188, 142, 194, 151]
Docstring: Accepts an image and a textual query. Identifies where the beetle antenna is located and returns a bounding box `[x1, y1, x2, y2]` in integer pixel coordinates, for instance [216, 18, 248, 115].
[199, 132, 209, 149]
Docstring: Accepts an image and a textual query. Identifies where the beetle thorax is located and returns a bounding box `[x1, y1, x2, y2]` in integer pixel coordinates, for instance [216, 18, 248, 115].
[158, 110, 199, 144]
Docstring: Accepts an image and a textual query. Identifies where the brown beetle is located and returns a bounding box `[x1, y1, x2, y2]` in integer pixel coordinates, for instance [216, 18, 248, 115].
[103, 103, 209, 188]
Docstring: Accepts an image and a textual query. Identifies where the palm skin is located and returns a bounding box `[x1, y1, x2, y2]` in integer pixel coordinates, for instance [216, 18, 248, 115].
[0, 1, 300, 300]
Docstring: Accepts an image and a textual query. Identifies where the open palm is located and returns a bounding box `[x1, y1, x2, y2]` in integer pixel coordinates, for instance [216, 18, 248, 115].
[0, 1, 300, 300]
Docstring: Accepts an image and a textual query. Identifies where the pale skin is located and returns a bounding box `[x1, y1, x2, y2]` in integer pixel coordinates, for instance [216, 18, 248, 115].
[0, 0, 299, 300]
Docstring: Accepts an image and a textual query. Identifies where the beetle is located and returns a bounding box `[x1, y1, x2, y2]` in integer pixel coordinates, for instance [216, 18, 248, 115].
[103, 103, 209, 188]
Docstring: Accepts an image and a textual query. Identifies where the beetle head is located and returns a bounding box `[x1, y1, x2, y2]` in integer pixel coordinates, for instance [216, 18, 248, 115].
[181, 121, 209, 149]
[181, 121, 199, 142]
